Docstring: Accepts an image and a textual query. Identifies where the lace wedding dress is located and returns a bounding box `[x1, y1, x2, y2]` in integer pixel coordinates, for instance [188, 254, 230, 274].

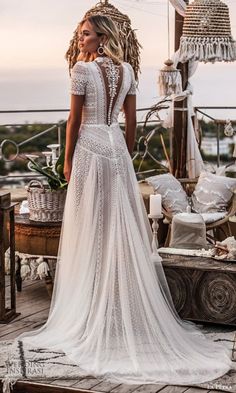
[3, 57, 233, 387]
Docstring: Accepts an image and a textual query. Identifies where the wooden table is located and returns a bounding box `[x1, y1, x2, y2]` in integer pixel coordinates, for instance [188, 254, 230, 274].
[14, 213, 61, 256]
[14, 214, 62, 297]
[161, 253, 236, 326]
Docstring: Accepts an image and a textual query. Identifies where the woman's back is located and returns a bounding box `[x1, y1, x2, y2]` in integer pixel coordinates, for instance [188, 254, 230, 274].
[70, 57, 136, 126]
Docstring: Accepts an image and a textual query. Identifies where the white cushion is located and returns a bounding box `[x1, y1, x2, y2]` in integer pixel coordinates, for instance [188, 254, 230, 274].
[192, 171, 236, 213]
[200, 212, 227, 224]
[146, 174, 189, 215]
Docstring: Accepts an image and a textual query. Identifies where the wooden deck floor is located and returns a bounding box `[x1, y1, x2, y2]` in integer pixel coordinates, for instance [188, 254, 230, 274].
[0, 278, 227, 393]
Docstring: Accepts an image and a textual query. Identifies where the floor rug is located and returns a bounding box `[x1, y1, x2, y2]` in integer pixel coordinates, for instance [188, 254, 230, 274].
[0, 325, 235, 392]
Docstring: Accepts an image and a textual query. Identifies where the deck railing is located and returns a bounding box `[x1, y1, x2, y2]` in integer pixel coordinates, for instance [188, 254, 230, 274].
[1, 106, 236, 186]
[0, 107, 162, 186]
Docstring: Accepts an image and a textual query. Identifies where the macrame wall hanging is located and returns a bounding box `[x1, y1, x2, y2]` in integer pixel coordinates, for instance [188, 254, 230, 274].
[178, 0, 236, 63]
[158, 1, 182, 96]
[66, 0, 141, 81]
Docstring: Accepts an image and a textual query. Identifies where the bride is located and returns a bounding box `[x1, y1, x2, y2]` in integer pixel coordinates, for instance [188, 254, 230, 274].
[4, 14, 233, 387]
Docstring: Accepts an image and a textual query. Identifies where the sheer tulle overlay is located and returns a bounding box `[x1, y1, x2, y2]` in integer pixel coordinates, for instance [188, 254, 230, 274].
[4, 59, 233, 386]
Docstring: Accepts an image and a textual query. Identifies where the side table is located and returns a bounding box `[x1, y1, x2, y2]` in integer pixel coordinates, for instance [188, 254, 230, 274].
[161, 253, 236, 326]
[14, 214, 62, 297]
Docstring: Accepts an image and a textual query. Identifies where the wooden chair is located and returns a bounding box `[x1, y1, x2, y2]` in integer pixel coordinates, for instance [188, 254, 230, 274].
[163, 178, 236, 246]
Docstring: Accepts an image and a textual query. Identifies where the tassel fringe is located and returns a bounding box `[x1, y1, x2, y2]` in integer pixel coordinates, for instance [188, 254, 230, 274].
[179, 37, 236, 63]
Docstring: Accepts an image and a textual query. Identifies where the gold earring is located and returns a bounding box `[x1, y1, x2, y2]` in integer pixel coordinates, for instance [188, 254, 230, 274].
[97, 43, 105, 55]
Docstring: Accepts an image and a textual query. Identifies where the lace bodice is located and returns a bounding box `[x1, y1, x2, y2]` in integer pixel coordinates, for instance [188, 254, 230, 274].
[70, 57, 136, 126]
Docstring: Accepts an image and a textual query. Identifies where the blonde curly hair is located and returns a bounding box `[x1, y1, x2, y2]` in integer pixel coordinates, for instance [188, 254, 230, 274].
[65, 14, 123, 74]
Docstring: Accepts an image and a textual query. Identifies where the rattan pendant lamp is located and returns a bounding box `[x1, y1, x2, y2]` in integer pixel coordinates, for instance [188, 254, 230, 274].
[179, 0, 236, 63]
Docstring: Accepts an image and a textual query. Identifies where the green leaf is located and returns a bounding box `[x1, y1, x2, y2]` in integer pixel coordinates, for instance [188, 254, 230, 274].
[26, 154, 68, 191]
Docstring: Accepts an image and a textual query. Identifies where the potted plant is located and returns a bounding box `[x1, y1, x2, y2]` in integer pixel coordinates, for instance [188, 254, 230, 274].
[25, 146, 68, 222]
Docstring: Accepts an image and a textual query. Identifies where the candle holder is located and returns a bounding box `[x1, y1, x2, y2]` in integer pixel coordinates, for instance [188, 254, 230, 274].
[42, 151, 53, 167]
[47, 144, 60, 174]
[148, 214, 163, 263]
[25, 154, 40, 171]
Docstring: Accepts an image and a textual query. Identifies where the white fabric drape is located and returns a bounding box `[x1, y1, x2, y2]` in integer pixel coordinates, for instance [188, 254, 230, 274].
[162, 88, 205, 178]
[168, 0, 186, 16]
[162, 4, 204, 179]
[186, 93, 205, 178]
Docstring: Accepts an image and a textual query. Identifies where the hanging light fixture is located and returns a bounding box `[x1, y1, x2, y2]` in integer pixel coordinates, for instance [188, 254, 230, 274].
[179, 0, 236, 63]
[158, 59, 183, 96]
[158, 1, 182, 96]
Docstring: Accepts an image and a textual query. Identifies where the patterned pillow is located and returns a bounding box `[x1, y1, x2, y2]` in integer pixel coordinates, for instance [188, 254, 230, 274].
[146, 173, 189, 215]
[192, 171, 236, 213]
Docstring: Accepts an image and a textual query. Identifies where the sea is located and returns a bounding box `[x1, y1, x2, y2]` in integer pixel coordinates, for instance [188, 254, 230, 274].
[0, 62, 236, 126]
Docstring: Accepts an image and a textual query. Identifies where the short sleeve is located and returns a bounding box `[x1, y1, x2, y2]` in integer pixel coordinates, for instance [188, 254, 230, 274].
[70, 61, 87, 95]
[126, 63, 136, 95]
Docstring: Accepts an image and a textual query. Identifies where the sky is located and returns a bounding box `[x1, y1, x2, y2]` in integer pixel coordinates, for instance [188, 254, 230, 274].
[1, 0, 236, 124]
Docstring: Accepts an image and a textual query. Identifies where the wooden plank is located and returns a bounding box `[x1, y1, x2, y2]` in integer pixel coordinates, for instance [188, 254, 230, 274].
[0, 277, 50, 339]
[6, 282, 49, 309]
[209, 391, 225, 393]
[91, 381, 121, 392]
[158, 387, 189, 393]
[109, 383, 142, 393]
[1, 320, 46, 340]
[72, 378, 104, 390]
[0, 308, 49, 338]
[0, 309, 48, 339]
[131, 384, 167, 393]
[10, 380, 103, 393]
[12, 297, 49, 314]
[161, 254, 236, 273]
[184, 389, 210, 393]
[5, 275, 47, 289]
[0, 279, 50, 335]
[49, 379, 81, 387]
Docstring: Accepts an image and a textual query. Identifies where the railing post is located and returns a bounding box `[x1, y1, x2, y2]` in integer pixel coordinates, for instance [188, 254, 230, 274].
[58, 124, 61, 155]
[173, 1, 189, 178]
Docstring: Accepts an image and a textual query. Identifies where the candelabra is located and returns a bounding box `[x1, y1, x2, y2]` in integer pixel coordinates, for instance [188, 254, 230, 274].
[148, 214, 163, 263]
[46, 144, 60, 174]
[42, 151, 53, 167]
[25, 154, 40, 171]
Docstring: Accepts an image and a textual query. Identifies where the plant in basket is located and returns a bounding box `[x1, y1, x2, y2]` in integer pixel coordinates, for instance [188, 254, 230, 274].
[25, 146, 68, 222]
[26, 146, 68, 191]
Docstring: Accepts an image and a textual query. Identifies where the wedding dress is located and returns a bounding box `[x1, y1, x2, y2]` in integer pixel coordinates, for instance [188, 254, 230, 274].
[2, 57, 233, 388]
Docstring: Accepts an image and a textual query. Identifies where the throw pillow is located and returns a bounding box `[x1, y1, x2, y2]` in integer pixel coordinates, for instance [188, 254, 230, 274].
[146, 173, 189, 215]
[192, 171, 236, 213]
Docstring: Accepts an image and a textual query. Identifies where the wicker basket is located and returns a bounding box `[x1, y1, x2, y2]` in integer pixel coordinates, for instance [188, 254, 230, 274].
[26, 180, 67, 222]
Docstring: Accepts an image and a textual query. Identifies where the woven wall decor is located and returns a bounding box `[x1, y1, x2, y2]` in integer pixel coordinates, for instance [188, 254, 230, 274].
[178, 0, 236, 63]
[66, 0, 141, 81]
[158, 59, 183, 96]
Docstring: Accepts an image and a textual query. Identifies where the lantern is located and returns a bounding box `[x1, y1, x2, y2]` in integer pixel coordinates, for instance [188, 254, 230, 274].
[158, 59, 183, 96]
